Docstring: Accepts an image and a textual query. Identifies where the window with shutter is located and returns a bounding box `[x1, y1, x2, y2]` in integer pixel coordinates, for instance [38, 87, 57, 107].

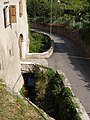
[19, 0, 23, 17]
[10, 5, 16, 23]
[3, 6, 10, 28]
[3, 7, 7, 28]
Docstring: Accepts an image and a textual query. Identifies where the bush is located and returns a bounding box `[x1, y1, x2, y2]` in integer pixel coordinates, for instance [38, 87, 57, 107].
[80, 23, 90, 44]
[21, 66, 81, 120]
[58, 87, 81, 120]
[29, 31, 51, 53]
[33, 67, 81, 120]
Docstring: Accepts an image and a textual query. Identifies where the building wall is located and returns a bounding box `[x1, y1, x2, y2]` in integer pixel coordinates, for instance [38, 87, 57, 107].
[0, 0, 28, 92]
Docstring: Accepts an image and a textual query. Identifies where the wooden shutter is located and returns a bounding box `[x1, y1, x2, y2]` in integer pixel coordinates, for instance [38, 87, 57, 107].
[10, 5, 16, 23]
[9, 7, 11, 25]
[19, 0, 23, 17]
[3, 7, 7, 28]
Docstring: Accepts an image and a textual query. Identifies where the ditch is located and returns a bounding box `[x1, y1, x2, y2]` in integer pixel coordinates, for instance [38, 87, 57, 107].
[21, 70, 60, 119]
[21, 66, 81, 120]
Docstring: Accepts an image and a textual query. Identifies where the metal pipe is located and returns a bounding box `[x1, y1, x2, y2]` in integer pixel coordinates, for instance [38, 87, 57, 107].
[50, 0, 60, 37]
[50, 0, 52, 36]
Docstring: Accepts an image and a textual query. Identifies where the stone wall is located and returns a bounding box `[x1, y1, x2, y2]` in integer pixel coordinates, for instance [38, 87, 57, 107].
[31, 22, 90, 57]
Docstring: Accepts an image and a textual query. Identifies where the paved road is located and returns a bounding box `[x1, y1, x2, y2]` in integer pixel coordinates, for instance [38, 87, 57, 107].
[47, 34, 90, 117]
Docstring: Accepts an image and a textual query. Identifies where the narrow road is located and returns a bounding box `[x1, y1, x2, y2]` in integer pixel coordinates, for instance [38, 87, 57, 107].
[47, 34, 90, 117]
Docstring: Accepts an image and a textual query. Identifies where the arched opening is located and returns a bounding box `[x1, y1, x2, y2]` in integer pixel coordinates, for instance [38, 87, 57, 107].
[18, 34, 23, 58]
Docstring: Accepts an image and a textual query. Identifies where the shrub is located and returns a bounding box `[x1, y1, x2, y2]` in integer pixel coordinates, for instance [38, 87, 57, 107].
[29, 31, 51, 53]
[33, 68, 81, 120]
[21, 66, 81, 120]
[80, 23, 90, 44]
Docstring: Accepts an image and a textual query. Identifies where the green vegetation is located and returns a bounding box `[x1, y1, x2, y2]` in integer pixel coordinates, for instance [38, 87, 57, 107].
[0, 80, 45, 120]
[27, 0, 90, 25]
[27, 0, 90, 44]
[29, 31, 51, 53]
[34, 68, 81, 120]
[23, 66, 81, 120]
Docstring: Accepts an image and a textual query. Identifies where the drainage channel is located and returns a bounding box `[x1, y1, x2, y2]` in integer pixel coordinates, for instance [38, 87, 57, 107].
[21, 71, 59, 120]
[22, 72, 36, 102]
[21, 63, 88, 120]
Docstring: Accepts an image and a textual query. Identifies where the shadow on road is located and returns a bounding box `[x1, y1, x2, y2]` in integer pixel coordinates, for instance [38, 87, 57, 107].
[54, 36, 90, 90]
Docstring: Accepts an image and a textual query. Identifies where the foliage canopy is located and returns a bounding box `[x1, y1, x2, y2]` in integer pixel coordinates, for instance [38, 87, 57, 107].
[27, 0, 90, 24]
[27, 0, 90, 44]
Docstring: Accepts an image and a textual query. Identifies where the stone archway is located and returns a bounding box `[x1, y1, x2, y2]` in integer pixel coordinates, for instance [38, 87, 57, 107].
[18, 34, 23, 58]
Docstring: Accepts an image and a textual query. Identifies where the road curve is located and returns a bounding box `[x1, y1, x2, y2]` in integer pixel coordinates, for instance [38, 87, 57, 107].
[47, 34, 90, 117]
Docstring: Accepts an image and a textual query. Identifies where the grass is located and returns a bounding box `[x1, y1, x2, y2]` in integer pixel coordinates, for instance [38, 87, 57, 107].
[0, 80, 45, 120]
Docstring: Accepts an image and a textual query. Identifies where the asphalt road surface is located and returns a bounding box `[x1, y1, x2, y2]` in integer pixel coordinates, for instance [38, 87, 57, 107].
[47, 34, 90, 117]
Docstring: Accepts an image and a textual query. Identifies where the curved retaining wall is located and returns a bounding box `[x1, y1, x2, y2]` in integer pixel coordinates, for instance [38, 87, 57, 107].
[31, 22, 90, 57]
[26, 32, 54, 59]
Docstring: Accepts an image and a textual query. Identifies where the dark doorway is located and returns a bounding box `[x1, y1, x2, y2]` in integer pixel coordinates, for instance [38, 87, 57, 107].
[22, 72, 36, 101]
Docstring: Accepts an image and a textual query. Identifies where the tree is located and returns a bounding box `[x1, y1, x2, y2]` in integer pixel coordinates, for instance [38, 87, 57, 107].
[27, 0, 39, 18]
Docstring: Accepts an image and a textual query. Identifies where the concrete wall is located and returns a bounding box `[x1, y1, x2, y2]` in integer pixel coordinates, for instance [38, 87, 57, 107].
[0, 0, 28, 92]
[26, 40, 54, 59]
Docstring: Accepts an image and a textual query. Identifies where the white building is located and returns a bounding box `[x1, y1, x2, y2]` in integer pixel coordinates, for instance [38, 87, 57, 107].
[0, 0, 28, 92]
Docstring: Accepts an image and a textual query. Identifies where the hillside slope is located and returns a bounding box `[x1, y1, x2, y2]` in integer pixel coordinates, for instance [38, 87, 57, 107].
[0, 80, 44, 120]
